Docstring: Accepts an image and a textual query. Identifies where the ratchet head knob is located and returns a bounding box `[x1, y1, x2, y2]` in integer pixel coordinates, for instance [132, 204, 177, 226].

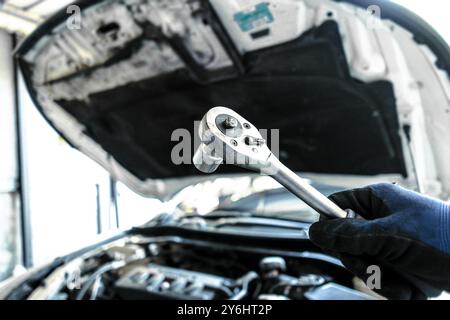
[193, 115, 223, 173]
[192, 106, 273, 174]
[193, 141, 223, 173]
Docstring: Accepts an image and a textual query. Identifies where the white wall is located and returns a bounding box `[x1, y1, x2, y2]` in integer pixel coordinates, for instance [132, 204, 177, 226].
[17, 76, 114, 266]
[393, 0, 449, 42]
[17, 76, 162, 267]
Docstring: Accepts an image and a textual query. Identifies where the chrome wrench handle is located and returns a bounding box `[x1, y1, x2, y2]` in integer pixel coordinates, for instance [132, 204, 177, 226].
[267, 155, 347, 218]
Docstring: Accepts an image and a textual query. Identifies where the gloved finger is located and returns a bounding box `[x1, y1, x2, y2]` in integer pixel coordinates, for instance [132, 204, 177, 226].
[338, 253, 424, 300]
[328, 186, 391, 220]
[309, 218, 389, 256]
[336, 253, 370, 280]
[380, 239, 450, 295]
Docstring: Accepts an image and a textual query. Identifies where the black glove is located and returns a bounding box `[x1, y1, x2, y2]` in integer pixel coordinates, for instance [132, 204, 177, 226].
[309, 183, 450, 300]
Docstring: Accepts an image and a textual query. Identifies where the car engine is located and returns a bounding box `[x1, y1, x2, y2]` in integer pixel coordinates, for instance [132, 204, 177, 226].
[10, 232, 377, 300]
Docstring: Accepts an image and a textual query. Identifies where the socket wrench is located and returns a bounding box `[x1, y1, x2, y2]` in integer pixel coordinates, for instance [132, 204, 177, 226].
[193, 107, 355, 219]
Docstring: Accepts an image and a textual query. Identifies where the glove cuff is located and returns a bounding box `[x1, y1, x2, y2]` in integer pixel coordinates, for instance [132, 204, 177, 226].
[440, 202, 450, 253]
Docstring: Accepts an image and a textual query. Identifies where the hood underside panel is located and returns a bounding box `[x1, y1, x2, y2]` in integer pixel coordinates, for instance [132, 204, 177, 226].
[18, 1, 407, 182]
[55, 21, 406, 180]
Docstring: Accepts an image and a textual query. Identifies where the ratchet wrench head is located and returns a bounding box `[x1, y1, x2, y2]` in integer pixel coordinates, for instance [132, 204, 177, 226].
[193, 107, 274, 173]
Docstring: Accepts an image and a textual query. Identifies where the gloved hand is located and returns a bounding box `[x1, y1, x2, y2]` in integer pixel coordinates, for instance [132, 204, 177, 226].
[308, 183, 450, 300]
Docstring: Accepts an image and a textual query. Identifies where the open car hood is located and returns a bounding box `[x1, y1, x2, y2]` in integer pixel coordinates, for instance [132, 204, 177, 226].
[16, 0, 450, 199]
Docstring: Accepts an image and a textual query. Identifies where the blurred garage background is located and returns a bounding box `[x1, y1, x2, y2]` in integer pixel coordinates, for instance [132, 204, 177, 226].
[0, 0, 448, 283]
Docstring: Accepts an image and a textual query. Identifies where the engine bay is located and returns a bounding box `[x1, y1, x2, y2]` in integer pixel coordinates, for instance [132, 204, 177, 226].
[13, 233, 377, 300]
